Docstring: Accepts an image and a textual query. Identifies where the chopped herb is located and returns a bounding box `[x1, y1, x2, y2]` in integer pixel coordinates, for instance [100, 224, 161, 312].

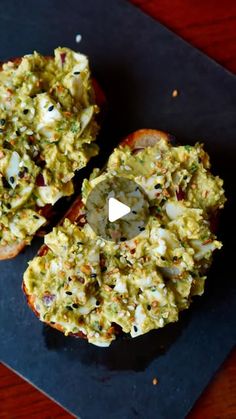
[190, 163, 198, 173]
[184, 145, 191, 151]
[71, 122, 79, 133]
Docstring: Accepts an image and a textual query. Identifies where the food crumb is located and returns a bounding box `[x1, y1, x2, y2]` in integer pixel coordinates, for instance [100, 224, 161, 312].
[75, 34, 82, 43]
[152, 377, 158, 386]
[172, 89, 179, 98]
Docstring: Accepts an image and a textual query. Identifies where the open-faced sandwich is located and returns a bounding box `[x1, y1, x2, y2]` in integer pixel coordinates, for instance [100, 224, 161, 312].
[0, 47, 102, 259]
[23, 129, 226, 346]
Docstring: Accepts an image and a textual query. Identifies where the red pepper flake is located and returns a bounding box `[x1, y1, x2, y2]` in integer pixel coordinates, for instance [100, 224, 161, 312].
[36, 173, 46, 186]
[203, 239, 213, 245]
[176, 187, 185, 201]
[60, 52, 66, 65]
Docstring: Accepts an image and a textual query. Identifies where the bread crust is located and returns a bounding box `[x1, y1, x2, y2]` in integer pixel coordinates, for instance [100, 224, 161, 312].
[0, 55, 105, 259]
[23, 129, 172, 338]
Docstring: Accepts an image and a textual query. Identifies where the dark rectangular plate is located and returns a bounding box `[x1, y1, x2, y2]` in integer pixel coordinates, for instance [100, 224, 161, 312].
[0, 1, 236, 418]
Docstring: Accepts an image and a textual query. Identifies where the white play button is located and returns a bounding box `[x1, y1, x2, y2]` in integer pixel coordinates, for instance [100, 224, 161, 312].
[108, 197, 131, 222]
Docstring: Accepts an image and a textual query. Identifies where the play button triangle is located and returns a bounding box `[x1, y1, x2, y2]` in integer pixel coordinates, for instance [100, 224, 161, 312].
[108, 197, 131, 222]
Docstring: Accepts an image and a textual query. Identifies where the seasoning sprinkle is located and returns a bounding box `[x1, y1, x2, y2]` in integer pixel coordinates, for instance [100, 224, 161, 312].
[23, 109, 29, 114]
[48, 105, 54, 112]
[65, 291, 72, 295]
[72, 303, 79, 309]
[172, 89, 179, 98]
[73, 71, 80, 75]
[0, 119, 6, 125]
[152, 377, 158, 386]
[66, 305, 73, 311]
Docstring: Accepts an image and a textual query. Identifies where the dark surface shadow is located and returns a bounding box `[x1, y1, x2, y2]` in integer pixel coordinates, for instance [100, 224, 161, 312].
[42, 310, 190, 372]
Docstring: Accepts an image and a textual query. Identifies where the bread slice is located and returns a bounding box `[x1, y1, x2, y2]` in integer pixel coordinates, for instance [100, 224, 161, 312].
[23, 129, 225, 346]
[0, 52, 105, 260]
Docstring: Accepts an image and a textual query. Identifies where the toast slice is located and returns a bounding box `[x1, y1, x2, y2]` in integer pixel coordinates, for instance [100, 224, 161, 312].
[0, 48, 105, 259]
[23, 129, 225, 346]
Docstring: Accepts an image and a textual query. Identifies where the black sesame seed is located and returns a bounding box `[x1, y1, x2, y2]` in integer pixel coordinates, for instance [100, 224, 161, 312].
[0, 129, 3, 133]
[161, 256, 165, 261]
[155, 183, 161, 189]
[101, 266, 107, 272]
[50, 321, 55, 324]
[66, 291, 72, 295]
[66, 305, 73, 311]
[48, 105, 54, 112]
[96, 300, 100, 306]
[120, 237, 127, 241]
[72, 303, 79, 309]
[2, 177, 10, 188]
[6, 203, 11, 209]
[134, 325, 138, 332]
[90, 273, 97, 278]
[147, 304, 151, 311]
[173, 256, 178, 261]
[23, 109, 29, 114]
[0, 119, 6, 125]
[132, 210, 137, 214]
[138, 226, 145, 232]
[73, 71, 80, 75]
[33, 215, 39, 219]
[9, 176, 14, 184]
[15, 130, 21, 136]
[98, 325, 103, 331]
[183, 175, 188, 180]
[68, 277, 72, 282]
[77, 241, 83, 246]
[135, 186, 139, 191]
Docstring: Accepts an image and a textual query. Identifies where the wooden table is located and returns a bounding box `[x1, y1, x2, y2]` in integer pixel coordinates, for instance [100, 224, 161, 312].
[1, 1, 236, 418]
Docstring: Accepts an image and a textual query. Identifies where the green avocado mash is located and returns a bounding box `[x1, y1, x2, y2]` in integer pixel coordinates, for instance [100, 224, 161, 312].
[0, 47, 99, 247]
[23, 138, 225, 346]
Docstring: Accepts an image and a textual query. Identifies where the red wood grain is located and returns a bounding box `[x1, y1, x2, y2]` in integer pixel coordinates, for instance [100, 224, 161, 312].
[1, 1, 236, 418]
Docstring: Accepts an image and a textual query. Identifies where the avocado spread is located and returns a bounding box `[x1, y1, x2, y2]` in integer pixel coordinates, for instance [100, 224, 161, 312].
[24, 139, 225, 346]
[0, 47, 99, 247]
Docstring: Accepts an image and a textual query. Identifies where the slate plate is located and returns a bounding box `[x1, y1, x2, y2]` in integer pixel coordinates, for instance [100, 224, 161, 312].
[0, 1, 236, 418]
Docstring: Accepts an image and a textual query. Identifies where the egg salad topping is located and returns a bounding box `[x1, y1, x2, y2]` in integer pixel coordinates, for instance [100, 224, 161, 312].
[0, 47, 99, 247]
[24, 138, 225, 346]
